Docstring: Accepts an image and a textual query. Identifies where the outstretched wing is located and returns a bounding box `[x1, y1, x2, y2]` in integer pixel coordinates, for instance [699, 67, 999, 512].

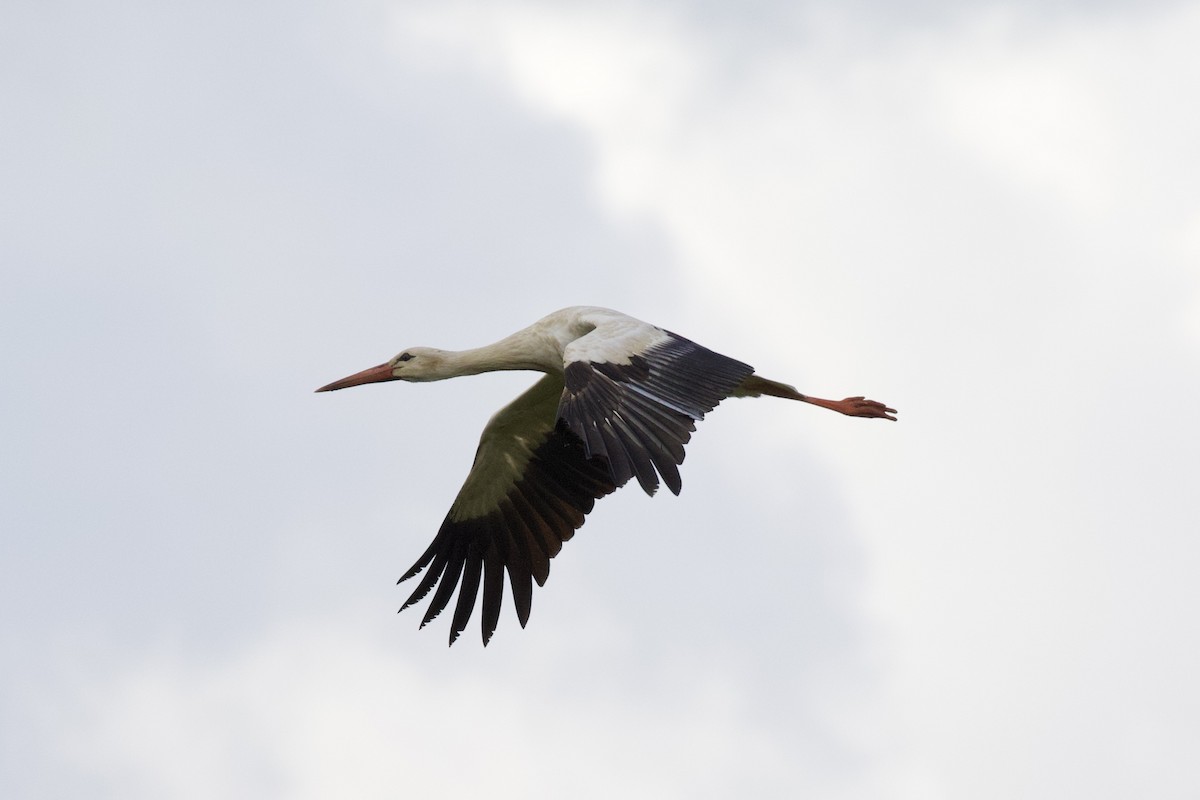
[558, 330, 754, 496]
[398, 329, 752, 646]
[397, 374, 616, 645]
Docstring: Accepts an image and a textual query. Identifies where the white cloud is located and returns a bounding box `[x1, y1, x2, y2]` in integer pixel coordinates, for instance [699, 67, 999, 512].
[393, 3, 699, 221]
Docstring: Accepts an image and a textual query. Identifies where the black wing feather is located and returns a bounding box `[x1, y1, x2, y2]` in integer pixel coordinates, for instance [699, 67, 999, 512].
[398, 409, 616, 645]
[449, 543, 485, 644]
[559, 332, 753, 496]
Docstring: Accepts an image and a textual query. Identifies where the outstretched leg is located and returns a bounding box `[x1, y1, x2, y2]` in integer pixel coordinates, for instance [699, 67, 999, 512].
[735, 375, 897, 421]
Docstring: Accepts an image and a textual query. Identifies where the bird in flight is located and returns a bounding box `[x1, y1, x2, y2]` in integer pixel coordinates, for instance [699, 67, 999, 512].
[317, 306, 896, 645]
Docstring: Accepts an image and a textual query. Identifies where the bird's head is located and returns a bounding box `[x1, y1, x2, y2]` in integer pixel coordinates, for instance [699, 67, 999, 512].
[316, 347, 448, 392]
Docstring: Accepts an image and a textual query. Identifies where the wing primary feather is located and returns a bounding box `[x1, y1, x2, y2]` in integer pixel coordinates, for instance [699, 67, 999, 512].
[449, 540, 484, 645]
[507, 489, 552, 584]
[397, 539, 439, 585]
[528, 482, 584, 542]
[621, 392, 693, 461]
[595, 420, 636, 487]
[581, 416, 608, 463]
[399, 544, 452, 611]
[526, 477, 582, 537]
[420, 540, 467, 628]
[498, 501, 535, 628]
[481, 546, 505, 645]
[609, 411, 660, 495]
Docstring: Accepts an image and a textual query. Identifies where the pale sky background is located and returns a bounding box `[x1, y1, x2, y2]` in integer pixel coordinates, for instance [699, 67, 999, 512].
[3, 1, 1200, 797]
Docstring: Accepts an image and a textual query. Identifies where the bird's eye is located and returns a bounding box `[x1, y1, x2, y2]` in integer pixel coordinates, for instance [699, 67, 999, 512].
[397, 352, 414, 362]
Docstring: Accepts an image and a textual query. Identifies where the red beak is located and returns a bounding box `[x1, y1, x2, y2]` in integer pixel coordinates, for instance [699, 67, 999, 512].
[315, 362, 399, 392]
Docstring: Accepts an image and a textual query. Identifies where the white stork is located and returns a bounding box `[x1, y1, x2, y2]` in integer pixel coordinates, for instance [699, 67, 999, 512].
[317, 306, 896, 645]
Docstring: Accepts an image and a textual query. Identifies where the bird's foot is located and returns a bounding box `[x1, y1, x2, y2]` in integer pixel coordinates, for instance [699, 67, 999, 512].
[839, 396, 897, 420]
[806, 395, 898, 420]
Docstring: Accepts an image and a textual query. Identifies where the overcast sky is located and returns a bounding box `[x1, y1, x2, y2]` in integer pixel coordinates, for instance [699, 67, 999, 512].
[4, 1, 1200, 797]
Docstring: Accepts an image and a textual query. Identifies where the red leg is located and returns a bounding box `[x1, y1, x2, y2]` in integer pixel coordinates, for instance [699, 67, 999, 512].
[803, 395, 897, 420]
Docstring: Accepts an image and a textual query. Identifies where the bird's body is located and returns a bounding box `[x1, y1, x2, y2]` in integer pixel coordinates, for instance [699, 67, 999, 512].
[318, 306, 895, 645]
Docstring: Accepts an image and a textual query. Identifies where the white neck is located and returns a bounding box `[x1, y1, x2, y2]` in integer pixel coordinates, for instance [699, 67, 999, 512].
[435, 331, 558, 378]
